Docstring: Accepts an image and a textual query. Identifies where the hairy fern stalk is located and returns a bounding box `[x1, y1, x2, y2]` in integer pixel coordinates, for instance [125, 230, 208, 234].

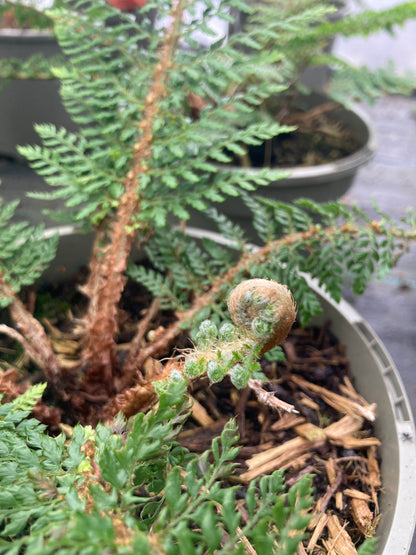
[0, 0, 415, 552]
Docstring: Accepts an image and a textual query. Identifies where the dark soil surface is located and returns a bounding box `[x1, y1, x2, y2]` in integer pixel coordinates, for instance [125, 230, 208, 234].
[230, 102, 361, 168]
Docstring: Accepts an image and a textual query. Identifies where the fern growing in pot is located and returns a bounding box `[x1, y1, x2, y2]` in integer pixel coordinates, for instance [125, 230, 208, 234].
[195, 0, 416, 222]
[0, 0, 415, 552]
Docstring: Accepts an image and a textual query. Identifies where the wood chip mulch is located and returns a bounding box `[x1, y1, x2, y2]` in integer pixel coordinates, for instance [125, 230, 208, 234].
[179, 323, 382, 553]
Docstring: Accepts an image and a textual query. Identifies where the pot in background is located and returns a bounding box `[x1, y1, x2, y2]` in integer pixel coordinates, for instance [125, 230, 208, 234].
[190, 94, 377, 236]
[0, 30, 76, 160]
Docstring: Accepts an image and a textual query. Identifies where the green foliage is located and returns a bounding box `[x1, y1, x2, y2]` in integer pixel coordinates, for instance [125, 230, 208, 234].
[15, 0, 292, 228]
[0, 1, 414, 550]
[0, 54, 64, 83]
[327, 58, 416, 106]
[154, 421, 313, 555]
[314, 2, 416, 38]
[183, 318, 263, 388]
[241, 198, 416, 324]
[128, 197, 416, 328]
[0, 0, 54, 29]
[237, 0, 416, 108]
[0, 383, 313, 554]
[13, 0, 414, 228]
[0, 199, 58, 307]
[128, 227, 236, 311]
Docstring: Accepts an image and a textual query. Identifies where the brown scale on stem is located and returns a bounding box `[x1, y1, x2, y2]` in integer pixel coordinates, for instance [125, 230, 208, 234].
[78, 1, 186, 395]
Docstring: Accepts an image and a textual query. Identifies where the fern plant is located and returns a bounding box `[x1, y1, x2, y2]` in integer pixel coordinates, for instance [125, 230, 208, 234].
[233, 0, 416, 106]
[0, 0, 415, 552]
[0, 381, 315, 554]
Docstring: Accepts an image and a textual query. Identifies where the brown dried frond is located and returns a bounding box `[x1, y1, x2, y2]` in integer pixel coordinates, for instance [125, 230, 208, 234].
[109, 381, 157, 420]
[0, 367, 26, 400]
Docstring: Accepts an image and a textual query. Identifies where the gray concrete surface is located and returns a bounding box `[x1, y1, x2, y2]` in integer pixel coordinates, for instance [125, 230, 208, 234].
[335, 4, 416, 552]
[335, 0, 416, 75]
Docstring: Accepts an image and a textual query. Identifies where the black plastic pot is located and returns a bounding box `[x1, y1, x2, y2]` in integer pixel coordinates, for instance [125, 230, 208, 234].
[242, 98, 376, 203]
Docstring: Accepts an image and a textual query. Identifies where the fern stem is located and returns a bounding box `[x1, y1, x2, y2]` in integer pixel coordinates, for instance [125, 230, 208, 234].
[0, 278, 62, 386]
[80, 1, 185, 385]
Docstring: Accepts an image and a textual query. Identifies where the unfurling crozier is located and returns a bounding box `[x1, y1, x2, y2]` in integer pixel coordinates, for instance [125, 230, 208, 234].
[227, 278, 297, 354]
[183, 279, 296, 389]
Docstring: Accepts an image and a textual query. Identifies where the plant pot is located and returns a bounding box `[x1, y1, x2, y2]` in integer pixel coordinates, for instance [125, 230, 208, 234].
[43, 225, 416, 553]
[188, 94, 377, 237]
[0, 29, 75, 159]
[240, 93, 376, 203]
[182, 226, 416, 554]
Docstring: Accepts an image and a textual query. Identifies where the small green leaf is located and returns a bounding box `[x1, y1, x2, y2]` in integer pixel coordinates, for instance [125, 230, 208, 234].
[1, 511, 30, 537]
[200, 503, 222, 550]
[221, 488, 240, 535]
[164, 466, 185, 515]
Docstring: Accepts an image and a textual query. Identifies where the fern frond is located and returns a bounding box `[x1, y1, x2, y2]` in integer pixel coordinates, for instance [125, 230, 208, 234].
[168, 199, 416, 331]
[204, 207, 248, 249]
[0, 199, 58, 306]
[326, 58, 416, 105]
[315, 2, 416, 39]
[4, 383, 47, 414]
[126, 264, 184, 310]
[0, 376, 313, 554]
[129, 227, 238, 310]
